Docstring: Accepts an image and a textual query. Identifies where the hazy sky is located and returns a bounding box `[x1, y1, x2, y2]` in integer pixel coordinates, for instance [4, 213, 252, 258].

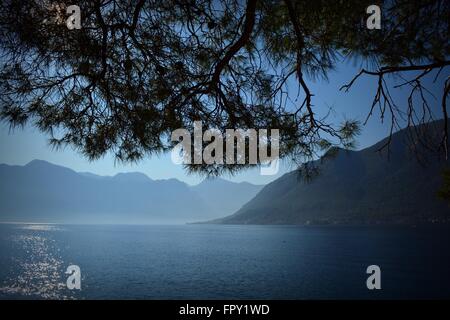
[0, 62, 446, 185]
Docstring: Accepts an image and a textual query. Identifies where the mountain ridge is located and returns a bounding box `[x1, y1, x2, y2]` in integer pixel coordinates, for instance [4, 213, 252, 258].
[0, 160, 262, 224]
[211, 120, 450, 225]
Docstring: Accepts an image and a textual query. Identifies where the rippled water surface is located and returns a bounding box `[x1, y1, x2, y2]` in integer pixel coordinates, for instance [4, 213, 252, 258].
[1, 224, 449, 299]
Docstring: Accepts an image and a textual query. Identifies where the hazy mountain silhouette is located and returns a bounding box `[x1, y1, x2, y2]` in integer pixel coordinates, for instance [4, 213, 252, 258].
[214, 120, 450, 225]
[0, 161, 262, 224]
[192, 178, 263, 217]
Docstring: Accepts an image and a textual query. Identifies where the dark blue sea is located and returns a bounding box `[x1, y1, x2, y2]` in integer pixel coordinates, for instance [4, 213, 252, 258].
[0, 224, 449, 299]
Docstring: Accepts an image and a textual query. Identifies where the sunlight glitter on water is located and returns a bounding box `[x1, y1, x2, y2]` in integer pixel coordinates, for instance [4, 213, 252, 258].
[15, 224, 65, 232]
[0, 226, 74, 299]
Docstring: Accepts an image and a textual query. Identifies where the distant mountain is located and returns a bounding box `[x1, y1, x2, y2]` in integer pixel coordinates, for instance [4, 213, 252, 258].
[0, 160, 262, 224]
[214, 120, 450, 225]
[191, 178, 263, 217]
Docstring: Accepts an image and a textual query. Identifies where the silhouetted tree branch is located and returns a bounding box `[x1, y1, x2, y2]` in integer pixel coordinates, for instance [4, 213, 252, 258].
[0, 0, 448, 175]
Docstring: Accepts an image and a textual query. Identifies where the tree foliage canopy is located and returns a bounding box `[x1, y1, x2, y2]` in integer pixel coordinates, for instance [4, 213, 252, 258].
[0, 0, 449, 175]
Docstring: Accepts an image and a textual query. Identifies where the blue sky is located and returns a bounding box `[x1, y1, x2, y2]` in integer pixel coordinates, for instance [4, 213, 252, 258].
[0, 62, 446, 185]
